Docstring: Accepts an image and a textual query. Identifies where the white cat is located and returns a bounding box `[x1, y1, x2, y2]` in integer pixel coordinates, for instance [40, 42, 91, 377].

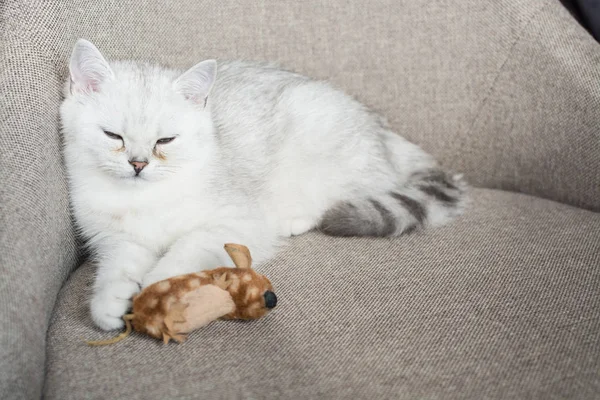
[61, 39, 467, 331]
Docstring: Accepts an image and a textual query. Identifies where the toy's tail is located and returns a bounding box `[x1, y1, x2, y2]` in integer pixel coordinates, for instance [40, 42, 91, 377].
[319, 170, 467, 237]
[85, 314, 134, 346]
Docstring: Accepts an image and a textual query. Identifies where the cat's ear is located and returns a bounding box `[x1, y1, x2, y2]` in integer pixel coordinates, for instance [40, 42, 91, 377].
[173, 60, 217, 107]
[69, 39, 114, 94]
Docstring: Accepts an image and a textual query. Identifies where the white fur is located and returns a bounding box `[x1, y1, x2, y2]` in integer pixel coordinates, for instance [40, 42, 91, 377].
[61, 39, 458, 330]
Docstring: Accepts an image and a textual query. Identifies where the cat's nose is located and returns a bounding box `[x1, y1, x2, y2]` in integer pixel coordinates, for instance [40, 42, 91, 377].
[129, 160, 148, 175]
[263, 291, 277, 309]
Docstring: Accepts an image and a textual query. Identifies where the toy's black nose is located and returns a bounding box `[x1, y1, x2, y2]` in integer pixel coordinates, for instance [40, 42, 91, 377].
[263, 291, 277, 309]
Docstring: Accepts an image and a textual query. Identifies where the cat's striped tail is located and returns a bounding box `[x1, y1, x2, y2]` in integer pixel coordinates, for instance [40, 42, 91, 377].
[319, 170, 468, 237]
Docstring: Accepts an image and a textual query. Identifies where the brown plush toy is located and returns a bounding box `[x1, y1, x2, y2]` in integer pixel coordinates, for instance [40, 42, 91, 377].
[86, 243, 277, 345]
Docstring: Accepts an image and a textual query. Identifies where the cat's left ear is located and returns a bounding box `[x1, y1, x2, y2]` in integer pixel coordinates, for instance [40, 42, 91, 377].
[69, 39, 114, 94]
[173, 60, 217, 107]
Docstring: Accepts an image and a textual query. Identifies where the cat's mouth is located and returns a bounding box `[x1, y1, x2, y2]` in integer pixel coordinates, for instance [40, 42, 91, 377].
[122, 173, 148, 182]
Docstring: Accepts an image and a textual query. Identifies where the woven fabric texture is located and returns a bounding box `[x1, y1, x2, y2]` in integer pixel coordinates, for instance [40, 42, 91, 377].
[45, 189, 600, 399]
[1, 0, 600, 398]
[0, 3, 80, 399]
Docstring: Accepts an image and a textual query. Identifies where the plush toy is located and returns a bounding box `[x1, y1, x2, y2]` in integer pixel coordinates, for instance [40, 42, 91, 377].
[86, 243, 277, 345]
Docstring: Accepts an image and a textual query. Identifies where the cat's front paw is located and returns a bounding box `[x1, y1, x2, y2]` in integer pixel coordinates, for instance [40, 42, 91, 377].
[90, 280, 140, 331]
[279, 218, 315, 237]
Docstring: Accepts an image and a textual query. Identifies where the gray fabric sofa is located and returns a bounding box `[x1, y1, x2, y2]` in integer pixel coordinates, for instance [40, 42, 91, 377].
[1, 1, 599, 399]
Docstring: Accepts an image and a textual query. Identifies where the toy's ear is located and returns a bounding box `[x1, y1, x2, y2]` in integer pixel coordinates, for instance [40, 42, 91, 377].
[224, 244, 253, 269]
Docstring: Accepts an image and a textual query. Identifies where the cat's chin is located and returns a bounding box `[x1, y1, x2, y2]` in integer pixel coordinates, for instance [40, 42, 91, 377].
[129, 175, 161, 183]
[111, 173, 153, 183]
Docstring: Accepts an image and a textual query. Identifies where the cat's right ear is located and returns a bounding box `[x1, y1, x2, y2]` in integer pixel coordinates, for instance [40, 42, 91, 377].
[68, 39, 114, 94]
[173, 60, 217, 108]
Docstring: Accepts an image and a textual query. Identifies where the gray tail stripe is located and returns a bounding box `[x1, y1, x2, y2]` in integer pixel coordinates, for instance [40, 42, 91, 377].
[421, 170, 458, 190]
[419, 185, 458, 204]
[369, 199, 396, 236]
[403, 224, 418, 234]
[389, 192, 426, 223]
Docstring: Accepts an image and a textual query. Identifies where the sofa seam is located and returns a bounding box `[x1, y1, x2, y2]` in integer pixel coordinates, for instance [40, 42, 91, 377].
[463, 2, 551, 141]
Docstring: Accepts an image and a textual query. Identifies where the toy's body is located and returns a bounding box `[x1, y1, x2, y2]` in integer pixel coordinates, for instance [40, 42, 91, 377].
[87, 244, 276, 345]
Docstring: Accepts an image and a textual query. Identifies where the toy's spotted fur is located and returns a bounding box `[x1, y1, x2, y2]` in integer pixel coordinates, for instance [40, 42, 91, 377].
[86, 244, 275, 345]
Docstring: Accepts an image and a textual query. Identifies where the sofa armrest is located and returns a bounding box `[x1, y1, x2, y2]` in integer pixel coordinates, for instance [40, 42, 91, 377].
[0, 23, 79, 400]
[456, 2, 600, 211]
[367, 0, 599, 212]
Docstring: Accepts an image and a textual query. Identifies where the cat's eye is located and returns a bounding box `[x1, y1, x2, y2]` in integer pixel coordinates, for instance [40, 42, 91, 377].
[156, 137, 176, 145]
[104, 131, 123, 141]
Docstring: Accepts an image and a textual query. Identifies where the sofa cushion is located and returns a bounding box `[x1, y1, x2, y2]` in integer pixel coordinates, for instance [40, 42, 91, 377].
[44, 189, 600, 399]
